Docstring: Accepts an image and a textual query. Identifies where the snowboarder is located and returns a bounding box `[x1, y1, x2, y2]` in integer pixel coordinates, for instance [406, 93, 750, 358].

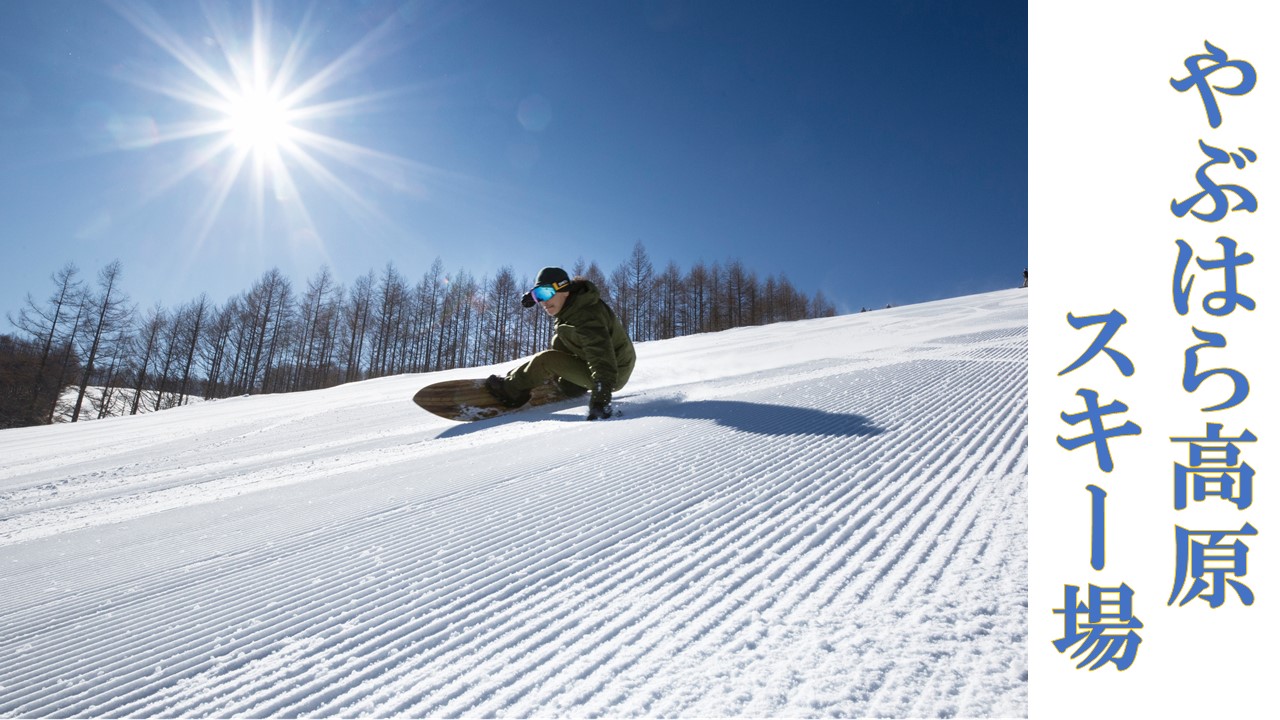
[486, 267, 636, 420]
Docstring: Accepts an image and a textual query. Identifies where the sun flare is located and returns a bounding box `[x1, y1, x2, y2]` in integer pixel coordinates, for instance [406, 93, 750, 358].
[110, 0, 421, 249]
[224, 87, 295, 153]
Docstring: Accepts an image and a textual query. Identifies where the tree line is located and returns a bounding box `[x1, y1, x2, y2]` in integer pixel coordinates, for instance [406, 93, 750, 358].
[0, 242, 836, 428]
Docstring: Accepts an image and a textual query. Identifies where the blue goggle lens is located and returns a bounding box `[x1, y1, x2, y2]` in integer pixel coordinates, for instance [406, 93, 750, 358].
[531, 284, 559, 302]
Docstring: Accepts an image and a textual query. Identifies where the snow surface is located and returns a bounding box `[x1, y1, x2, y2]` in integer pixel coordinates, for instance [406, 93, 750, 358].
[0, 288, 1028, 718]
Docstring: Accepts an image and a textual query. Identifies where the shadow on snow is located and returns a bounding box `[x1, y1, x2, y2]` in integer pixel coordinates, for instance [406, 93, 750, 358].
[436, 397, 884, 440]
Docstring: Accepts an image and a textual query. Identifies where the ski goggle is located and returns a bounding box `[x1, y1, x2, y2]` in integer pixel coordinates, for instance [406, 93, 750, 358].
[530, 280, 569, 302]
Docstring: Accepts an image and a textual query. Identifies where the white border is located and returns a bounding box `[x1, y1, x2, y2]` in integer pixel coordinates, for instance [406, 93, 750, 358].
[1029, 1, 1276, 715]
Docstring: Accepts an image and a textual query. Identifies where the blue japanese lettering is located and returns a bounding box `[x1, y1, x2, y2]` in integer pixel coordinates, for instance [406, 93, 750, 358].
[1173, 238, 1255, 316]
[1171, 423, 1256, 510]
[1169, 41, 1257, 129]
[1057, 389, 1143, 472]
[1171, 140, 1257, 222]
[1088, 484, 1107, 570]
[1183, 328, 1249, 411]
[1053, 584, 1143, 670]
[1059, 310, 1135, 377]
[1169, 524, 1257, 608]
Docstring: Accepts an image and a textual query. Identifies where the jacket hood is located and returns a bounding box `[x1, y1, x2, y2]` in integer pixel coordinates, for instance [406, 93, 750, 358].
[559, 280, 602, 318]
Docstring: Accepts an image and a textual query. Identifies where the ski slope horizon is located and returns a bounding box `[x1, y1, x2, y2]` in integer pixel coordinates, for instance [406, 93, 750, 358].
[1, 288, 1028, 718]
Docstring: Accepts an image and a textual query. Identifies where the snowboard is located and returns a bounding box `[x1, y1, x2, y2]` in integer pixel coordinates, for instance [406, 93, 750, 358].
[412, 378, 570, 421]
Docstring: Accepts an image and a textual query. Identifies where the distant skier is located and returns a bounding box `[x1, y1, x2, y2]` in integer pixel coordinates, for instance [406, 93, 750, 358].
[1022, 268, 1028, 288]
[486, 267, 636, 420]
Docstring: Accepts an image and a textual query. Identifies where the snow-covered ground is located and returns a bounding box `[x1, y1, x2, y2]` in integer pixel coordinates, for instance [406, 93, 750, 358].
[0, 288, 1028, 718]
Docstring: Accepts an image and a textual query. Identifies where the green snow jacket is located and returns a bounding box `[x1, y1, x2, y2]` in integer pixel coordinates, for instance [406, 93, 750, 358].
[551, 280, 636, 390]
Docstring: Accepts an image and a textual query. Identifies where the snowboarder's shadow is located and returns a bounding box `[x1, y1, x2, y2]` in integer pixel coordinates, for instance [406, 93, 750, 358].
[643, 399, 884, 438]
[434, 398, 883, 439]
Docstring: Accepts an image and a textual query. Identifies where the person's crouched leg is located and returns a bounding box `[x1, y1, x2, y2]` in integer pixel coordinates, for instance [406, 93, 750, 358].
[554, 377, 590, 398]
[507, 350, 593, 394]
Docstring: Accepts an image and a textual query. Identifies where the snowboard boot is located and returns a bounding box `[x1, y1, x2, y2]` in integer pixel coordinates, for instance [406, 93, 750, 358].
[554, 377, 590, 399]
[485, 374, 532, 408]
[587, 381, 613, 420]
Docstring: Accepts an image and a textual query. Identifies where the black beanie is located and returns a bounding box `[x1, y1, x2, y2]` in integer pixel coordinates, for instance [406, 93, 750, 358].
[535, 267, 571, 287]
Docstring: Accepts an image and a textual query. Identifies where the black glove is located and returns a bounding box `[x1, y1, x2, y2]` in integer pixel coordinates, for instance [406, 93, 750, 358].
[521, 291, 535, 308]
[588, 381, 613, 420]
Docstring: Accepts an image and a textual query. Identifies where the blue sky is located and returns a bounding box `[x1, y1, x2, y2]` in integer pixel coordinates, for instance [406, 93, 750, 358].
[1, 0, 1026, 324]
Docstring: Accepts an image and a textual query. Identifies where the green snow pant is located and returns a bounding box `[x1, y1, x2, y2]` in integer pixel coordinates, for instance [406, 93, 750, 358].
[505, 349, 633, 393]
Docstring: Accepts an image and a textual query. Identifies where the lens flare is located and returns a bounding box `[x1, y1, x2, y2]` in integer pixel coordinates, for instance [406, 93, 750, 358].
[225, 86, 294, 152]
[106, 0, 425, 253]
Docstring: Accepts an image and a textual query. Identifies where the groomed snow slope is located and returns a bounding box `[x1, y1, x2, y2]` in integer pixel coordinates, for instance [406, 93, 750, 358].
[0, 288, 1028, 718]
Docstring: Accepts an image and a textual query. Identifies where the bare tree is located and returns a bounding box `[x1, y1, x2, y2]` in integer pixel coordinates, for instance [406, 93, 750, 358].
[129, 305, 167, 415]
[685, 261, 710, 334]
[409, 259, 444, 372]
[608, 263, 633, 340]
[93, 325, 134, 419]
[624, 241, 655, 341]
[369, 262, 409, 378]
[244, 269, 293, 394]
[174, 294, 210, 405]
[151, 308, 188, 411]
[725, 259, 762, 327]
[773, 273, 804, 321]
[71, 261, 133, 422]
[654, 261, 683, 339]
[2, 336, 58, 427]
[571, 257, 608, 289]
[707, 262, 729, 332]
[483, 266, 520, 364]
[436, 271, 477, 370]
[7, 263, 84, 423]
[811, 290, 836, 318]
[293, 269, 341, 391]
[342, 271, 375, 383]
[201, 300, 237, 399]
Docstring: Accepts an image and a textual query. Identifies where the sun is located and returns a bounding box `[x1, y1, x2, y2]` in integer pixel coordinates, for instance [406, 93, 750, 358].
[108, 0, 424, 250]
[224, 86, 295, 153]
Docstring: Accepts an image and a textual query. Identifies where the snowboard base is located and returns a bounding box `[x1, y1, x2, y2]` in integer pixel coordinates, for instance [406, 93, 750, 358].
[412, 378, 570, 422]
